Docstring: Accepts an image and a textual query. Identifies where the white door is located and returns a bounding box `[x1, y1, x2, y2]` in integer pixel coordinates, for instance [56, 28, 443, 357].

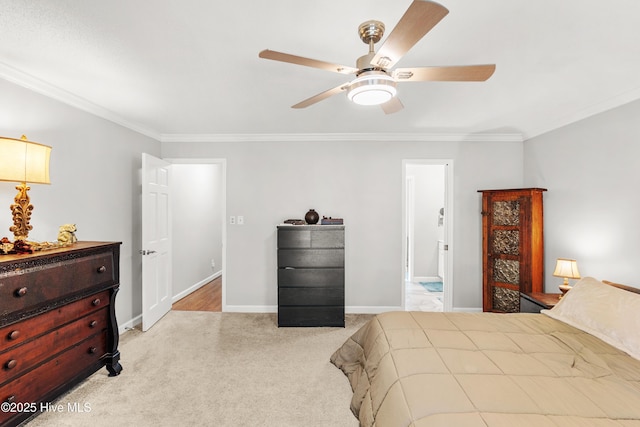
[141, 153, 172, 331]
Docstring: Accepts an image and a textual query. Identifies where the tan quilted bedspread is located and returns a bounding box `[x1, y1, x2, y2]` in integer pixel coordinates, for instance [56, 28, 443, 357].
[330, 311, 640, 426]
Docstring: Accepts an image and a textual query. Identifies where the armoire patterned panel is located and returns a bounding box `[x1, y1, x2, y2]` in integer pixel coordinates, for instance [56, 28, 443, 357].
[492, 200, 520, 226]
[492, 230, 520, 255]
[493, 258, 519, 284]
[492, 286, 520, 312]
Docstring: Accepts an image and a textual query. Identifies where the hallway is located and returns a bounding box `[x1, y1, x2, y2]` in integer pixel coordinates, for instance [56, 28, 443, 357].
[172, 276, 221, 312]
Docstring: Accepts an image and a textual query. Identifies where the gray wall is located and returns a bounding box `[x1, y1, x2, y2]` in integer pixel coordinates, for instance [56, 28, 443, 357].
[161, 139, 524, 311]
[0, 78, 160, 329]
[524, 98, 640, 289]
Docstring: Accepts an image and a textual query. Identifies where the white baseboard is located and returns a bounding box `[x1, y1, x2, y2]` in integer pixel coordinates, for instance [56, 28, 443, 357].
[194, 303, 482, 315]
[172, 270, 222, 303]
[119, 314, 141, 335]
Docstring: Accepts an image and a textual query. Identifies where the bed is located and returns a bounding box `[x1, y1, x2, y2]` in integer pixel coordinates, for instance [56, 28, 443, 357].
[331, 277, 640, 426]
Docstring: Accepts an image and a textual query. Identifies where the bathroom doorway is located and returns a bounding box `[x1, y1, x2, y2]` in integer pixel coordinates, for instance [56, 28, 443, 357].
[402, 160, 453, 311]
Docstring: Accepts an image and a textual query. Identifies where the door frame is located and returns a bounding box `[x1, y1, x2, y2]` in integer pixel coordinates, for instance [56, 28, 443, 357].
[405, 175, 415, 282]
[401, 159, 454, 311]
[164, 158, 227, 311]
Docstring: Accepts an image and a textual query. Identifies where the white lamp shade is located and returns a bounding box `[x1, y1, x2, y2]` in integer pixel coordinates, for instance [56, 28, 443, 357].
[553, 258, 580, 279]
[0, 136, 51, 184]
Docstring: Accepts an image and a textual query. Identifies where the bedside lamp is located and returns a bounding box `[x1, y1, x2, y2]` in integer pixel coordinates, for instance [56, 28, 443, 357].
[553, 258, 580, 295]
[0, 135, 51, 241]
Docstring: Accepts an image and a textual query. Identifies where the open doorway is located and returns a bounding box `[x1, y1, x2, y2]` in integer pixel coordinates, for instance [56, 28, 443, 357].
[402, 160, 453, 312]
[167, 159, 226, 312]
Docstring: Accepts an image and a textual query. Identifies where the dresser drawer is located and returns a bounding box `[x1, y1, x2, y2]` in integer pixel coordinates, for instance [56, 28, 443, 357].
[278, 306, 344, 327]
[278, 229, 311, 248]
[0, 252, 115, 316]
[278, 268, 344, 288]
[278, 249, 344, 268]
[0, 306, 109, 385]
[0, 289, 110, 350]
[310, 229, 344, 248]
[278, 228, 344, 249]
[0, 331, 107, 425]
[279, 287, 344, 306]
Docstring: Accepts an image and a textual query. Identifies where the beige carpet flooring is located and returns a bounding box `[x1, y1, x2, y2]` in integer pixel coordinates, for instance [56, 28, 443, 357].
[24, 311, 372, 427]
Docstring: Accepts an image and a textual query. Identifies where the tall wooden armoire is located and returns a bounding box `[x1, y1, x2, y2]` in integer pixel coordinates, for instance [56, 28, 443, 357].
[479, 188, 546, 312]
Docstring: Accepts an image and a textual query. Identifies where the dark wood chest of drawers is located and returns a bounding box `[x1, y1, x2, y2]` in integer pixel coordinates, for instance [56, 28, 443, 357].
[0, 241, 122, 426]
[277, 225, 345, 327]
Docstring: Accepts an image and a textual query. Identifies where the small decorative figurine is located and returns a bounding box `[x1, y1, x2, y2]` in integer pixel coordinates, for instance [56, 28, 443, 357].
[57, 224, 78, 245]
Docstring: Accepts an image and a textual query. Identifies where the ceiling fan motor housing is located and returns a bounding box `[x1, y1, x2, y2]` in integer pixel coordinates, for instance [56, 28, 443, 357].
[358, 20, 385, 45]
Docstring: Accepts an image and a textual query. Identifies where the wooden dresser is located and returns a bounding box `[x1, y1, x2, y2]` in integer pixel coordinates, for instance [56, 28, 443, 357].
[0, 241, 122, 426]
[479, 188, 546, 312]
[277, 225, 345, 327]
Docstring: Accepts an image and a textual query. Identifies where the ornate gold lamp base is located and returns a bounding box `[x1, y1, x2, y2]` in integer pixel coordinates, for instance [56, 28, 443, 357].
[558, 278, 572, 297]
[9, 182, 34, 241]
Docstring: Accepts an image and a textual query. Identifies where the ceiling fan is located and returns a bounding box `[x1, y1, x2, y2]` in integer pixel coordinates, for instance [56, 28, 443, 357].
[259, 0, 495, 114]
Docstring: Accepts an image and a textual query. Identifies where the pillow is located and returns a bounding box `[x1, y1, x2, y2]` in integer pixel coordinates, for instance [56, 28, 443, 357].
[542, 276, 640, 360]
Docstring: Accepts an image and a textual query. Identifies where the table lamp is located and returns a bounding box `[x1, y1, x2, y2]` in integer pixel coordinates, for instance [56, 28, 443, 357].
[0, 135, 51, 241]
[553, 258, 580, 295]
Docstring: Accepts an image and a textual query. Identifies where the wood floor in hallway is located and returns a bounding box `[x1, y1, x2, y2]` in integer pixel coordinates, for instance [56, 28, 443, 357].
[172, 276, 222, 312]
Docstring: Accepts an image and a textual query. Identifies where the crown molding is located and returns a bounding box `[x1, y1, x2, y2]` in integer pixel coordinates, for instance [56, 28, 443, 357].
[160, 132, 524, 143]
[0, 61, 160, 141]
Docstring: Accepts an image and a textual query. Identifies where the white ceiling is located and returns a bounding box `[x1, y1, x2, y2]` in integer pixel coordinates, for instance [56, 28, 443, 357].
[1, 0, 639, 141]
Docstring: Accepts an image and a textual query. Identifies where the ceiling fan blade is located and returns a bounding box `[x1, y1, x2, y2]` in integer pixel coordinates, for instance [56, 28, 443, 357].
[292, 84, 349, 109]
[381, 97, 404, 114]
[371, 0, 449, 69]
[259, 50, 358, 75]
[393, 64, 496, 81]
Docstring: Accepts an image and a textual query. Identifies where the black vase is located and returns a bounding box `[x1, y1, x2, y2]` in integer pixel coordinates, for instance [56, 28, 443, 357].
[305, 209, 319, 224]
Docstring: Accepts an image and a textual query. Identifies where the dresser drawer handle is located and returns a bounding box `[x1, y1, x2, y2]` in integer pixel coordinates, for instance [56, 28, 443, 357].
[14, 287, 27, 297]
[88, 347, 97, 354]
[97, 265, 107, 273]
[5, 359, 17, 370]
[92, 298, 101, 306]
[89, 320, 98, 328]
[7, 330, 20, 340]
[4, 395, 15, 404]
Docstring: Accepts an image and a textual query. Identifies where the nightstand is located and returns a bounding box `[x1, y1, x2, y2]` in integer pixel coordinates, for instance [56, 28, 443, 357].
[519, 292, 562, 313]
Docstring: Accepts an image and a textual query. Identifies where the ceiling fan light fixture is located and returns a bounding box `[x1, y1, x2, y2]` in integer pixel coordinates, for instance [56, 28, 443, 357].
[347, 71, 397, 106]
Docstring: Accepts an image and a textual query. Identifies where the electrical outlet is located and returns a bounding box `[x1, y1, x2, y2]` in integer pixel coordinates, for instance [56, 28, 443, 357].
[237, 215, 244, 225]
[230, 216, 236, 225]
[211, 259, 215, 269]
